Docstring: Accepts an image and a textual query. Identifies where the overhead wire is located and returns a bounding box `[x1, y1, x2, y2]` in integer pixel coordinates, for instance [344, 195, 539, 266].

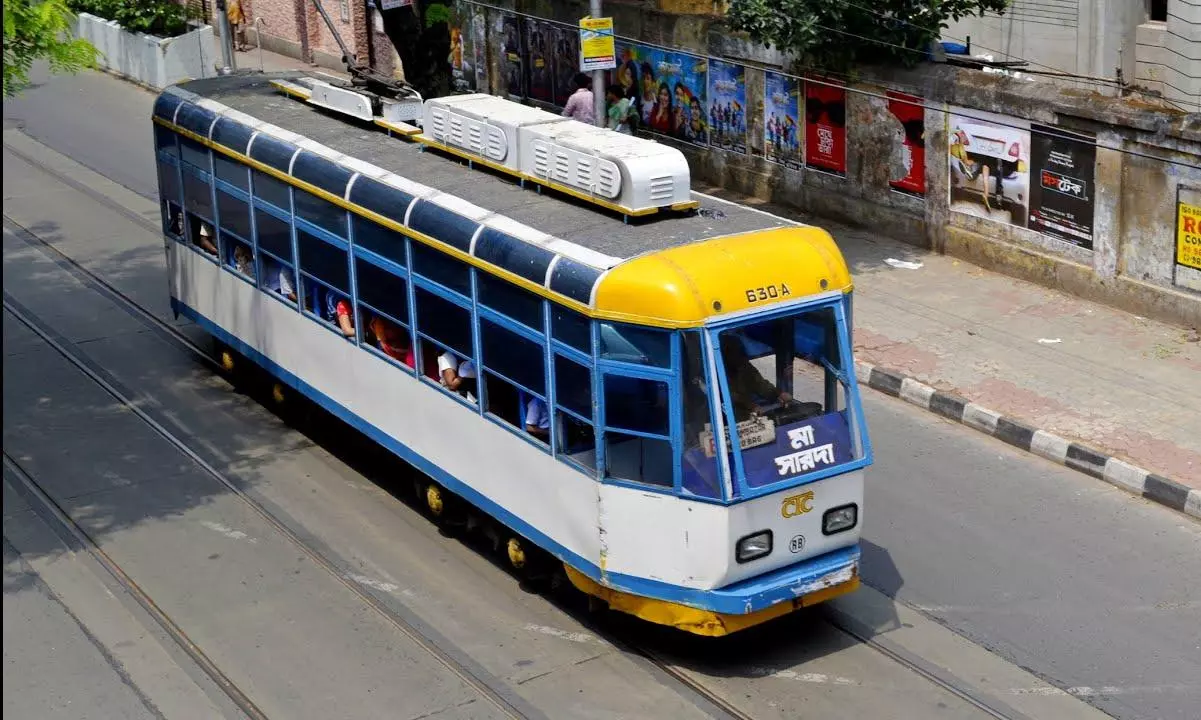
[455, 0, 1199, 170]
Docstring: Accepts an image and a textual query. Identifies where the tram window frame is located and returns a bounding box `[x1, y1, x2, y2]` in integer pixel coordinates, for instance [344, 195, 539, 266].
[294, 188, 348, 238]
[352, 215, 407, 267]
[552, 305, 591, 354]
[553, 353, 597, 472]
[216, 187, 253, 242]
[179, 136, 210, 172]
[411, 241, 470, 298]
[599, 322, 672, 368]
[154, 125, 178, 157]
[295, 227, 353, 338]
[478, 316, 550, 446]
[213, 153, 249, 190]
[413, 285, 474, 388]
[252, 205, 298, 307]
[253, 207, 293, 264]
[252, 169, 291, 210]
[182, 169, 215, 226]
[477, 271, 544, 331]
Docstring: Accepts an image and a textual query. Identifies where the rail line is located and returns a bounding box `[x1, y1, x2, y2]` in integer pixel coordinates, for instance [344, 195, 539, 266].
[4, 139, 1028, 720]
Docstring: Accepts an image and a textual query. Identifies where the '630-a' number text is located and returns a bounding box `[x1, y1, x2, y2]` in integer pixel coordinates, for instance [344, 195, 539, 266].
[745, 284, 792, 303]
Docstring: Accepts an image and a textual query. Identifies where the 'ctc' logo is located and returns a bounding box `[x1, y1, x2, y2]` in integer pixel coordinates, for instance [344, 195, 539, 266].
[781, 490, 815, 518]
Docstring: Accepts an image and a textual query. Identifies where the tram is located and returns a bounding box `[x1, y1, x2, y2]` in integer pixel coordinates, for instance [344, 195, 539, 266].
[152, 73, 873, 636]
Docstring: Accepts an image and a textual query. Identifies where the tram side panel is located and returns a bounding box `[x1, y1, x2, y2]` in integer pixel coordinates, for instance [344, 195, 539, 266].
[168, 245, 603, 570]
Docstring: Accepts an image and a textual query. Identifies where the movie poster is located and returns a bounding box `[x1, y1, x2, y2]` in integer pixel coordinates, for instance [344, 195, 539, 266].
[498, 13, 523, 100]
[708, 60, 746, 154]
[612, 42, 707, 145]
[551, 24, 580, 107]
[887, 91, 925, 196]
[948, 107, 1031, 228]
[804, 79, 847, 174]
[525, 18, 554, 103]
[448, 3, 477, 93]
[764, 71, 802, 169]
[1029, 124, 1096, 249]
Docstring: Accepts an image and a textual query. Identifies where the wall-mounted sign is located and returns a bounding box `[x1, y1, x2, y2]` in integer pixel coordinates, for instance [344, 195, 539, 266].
[1029, 124, 1096, 250]
[579, 17, 616, 72]
[887, 91, 925, 196]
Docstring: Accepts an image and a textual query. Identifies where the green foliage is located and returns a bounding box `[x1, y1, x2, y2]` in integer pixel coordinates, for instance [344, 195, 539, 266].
[66, 0, 189, 36]
[424, 2, 450, 28]
[3, 0, 100, 97]
[726, 0, 1008, 71]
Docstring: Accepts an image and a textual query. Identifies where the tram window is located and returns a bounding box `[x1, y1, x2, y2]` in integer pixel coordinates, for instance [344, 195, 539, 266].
[414, 287, 473, 357]
[213, 153, 249, 190]
[261, 257, 297, 304]
[296, 228, 349, 292]
[483, 373, 521, 425]
[157, 160, 182, 206]
[480, 320, 546, 397]
[411, 242, 470, 297]
[681, 332, 721, 500]
[252, 170, 291, 210]
[154, 125, 178, 156]
[182, 171, 214, 220]
[306, 284, 354, 338]
[352, 216, 406, 267]
[604, 433, 672, 487]
[164, 201, 184, 239]
[354, 256, 409, 325]
[603, 376, 669, 436]
[556, 413, 597, 471]
[179, 136, 210, 172]
[185, 213, 218, 257]
[225, 236, 255, 279]
[551, 305, 591, 353]
[295, 189, 347, 237]
[254, 209, 293, 263]
[554, 354, 592, 418]
[361, 312, 413, 368]
[478, 272, 543, 330]
[599, 323, 671, 367]
[216, 189, 252, 241]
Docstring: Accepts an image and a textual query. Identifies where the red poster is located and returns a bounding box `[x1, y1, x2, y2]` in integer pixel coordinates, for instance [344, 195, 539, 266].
[804, 80, 846, 174]
[887, 91, 925, 196]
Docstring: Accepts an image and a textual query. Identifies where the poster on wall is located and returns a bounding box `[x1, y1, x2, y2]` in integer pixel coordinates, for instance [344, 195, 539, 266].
[948, 107, 1031, 228]
[708, 60, 746, 154]
[1177, 187, 1201, 293]
[613, 42, 707, 145]
[804, 79, 847, 174]
[1028, 124, 1096, 249]
[551, 25, 581, 107]
[887, 91, 925, 196]
[578, 17, 616, 72]
[525, 18, 554, 103]
[764, 71, 802, 169]
[448, 4, 476, 93]
[498, 14, 524, 99]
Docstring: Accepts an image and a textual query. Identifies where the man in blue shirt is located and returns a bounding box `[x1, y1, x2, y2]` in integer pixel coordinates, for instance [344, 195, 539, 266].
[524, 397, 551, 441]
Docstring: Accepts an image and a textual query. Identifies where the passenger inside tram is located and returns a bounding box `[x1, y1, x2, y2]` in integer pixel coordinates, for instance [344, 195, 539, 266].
[523, 396, 551, 440]
[438, 350, 478, 402]
[720, 332, 791, 421]
[366, 315, 414, 367]
[264, 260, 297, 303]
[232, 243, 255, 279]
[195, 220, 219, 256]
[322, 290, 355, 338]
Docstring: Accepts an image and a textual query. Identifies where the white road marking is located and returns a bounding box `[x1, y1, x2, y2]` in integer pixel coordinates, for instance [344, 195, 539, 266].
[199, 520, 257, 543]
[1009, 684, 1195, 697]
[750, 667, 858, 685]
[522, 623, 596, 644]
[346, 573, 403, 594]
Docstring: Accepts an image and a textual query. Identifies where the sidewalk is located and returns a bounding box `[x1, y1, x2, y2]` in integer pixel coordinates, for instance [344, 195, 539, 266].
[223, 41, 1201, 497]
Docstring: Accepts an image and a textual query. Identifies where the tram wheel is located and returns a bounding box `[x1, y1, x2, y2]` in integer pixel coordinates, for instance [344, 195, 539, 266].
[506, 536, 527, 571]
[425, 482, 446, 518]
[219, 347, 237, 373]
[271, 382, 287, 405]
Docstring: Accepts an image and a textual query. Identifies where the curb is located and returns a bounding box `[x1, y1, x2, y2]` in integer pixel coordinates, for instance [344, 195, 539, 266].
[854, 361, 1201, 521]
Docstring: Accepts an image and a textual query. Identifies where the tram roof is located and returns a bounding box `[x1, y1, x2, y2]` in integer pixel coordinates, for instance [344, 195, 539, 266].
[161, 74, 851, 326]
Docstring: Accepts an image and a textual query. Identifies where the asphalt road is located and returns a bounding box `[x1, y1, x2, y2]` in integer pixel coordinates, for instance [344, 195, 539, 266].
[4, 65, 1200, 720]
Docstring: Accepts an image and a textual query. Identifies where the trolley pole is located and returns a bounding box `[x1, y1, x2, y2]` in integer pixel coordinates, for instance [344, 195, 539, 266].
[589, 0, 604, 127]
[215, 0, 237, 75]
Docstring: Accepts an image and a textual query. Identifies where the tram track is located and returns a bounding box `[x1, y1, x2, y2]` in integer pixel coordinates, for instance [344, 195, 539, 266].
[2, 141, 1031, 720]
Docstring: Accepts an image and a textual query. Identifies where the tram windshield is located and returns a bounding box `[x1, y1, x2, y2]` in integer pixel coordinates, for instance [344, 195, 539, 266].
[688, 302, 863, 497]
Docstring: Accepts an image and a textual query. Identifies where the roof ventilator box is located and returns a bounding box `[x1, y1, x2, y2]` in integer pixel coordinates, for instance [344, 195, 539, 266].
[422, 94, 565, 170]
[518, 120, 691, 211]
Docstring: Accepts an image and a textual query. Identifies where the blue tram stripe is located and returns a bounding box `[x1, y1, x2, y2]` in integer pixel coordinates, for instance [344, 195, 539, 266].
[407, 199, 478, 252]
[347, 175, 415, 227]
[548, 257, 603, 305]
[152, 89, 187, 121]
[248, 134, 298, 173]
[291, 151, 354, 198]
[175, 102, 219, 138]
[473, 227, 554, 285]
[211, 117, 255, 156]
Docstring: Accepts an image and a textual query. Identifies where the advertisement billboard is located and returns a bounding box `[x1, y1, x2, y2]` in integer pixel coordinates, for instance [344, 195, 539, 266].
[525, 18, 554, 103]
[498, 13, 523, 99]
[1177, 187, 1201, 293]
[804, 80, 847, 174]
[708, 60, 746, 154]
[764, 71, 802, 169]
[887, 91, 925, 196]
[1029, 124, 1096, 249]
[579, 17, 616, 72]
[613, 42, 707, 145]
[551, 24, 581, 107]
[949, 108, 1031, 228]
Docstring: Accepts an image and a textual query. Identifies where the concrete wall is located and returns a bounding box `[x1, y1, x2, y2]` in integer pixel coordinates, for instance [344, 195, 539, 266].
[78, 13, 216, 89]
[1135, 0, 1201, 111]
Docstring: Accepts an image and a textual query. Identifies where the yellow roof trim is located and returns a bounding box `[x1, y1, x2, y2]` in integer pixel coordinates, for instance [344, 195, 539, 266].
[593, 226, 853, 325]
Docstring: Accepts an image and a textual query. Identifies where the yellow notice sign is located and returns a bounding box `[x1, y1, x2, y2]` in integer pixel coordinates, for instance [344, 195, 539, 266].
[1178, 201, 1201, 271]
[579, 17, 616, 72]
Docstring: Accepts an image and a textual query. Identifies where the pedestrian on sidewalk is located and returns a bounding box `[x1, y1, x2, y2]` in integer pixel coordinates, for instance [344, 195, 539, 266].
[562, 73, 595, 125]
[227, 0, 248, 52]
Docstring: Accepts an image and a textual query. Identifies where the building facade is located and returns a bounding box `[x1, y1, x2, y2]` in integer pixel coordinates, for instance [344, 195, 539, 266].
[227, 0, 397, 76]
[944, 0, 1200, 110]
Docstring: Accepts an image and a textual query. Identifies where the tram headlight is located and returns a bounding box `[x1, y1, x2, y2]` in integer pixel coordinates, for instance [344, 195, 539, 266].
[736, 530, 773, 563]
[823, 504, 858, 535]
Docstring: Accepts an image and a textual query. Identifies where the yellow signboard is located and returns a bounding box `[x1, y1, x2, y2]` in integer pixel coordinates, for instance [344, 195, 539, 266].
[1178, 201, 1201, 272]
[579, 17, 616, 72]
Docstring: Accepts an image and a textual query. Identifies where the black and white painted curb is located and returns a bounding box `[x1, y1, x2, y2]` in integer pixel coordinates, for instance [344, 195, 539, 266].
[854, 361, 1201, 520]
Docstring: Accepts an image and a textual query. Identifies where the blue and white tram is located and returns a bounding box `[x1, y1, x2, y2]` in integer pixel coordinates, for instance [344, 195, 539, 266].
[152, 74, 873, 636]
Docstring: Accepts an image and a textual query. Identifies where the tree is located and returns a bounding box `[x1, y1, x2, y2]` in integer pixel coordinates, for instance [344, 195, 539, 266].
[3, 0, 99, 97]
[725, 0, 1007, 72]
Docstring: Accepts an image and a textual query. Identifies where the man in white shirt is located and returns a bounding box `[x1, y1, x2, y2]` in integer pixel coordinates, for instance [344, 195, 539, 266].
[438, 351, 477, 403]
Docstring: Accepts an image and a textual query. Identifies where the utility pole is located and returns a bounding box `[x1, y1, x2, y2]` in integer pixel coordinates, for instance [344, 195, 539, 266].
[589, 0, 604, 127]
[215, 0, 237, 75]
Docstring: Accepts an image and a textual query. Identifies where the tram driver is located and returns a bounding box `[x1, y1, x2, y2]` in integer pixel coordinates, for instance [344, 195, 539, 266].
[720, 333, 791, 421]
